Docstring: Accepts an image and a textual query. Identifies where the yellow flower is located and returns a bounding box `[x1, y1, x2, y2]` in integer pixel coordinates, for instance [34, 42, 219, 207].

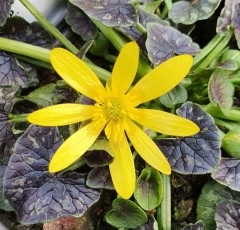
[28, 42, 199, 199]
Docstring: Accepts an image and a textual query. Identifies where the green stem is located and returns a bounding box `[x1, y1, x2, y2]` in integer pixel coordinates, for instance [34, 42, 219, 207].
[0, 37, 50, 63]
[19, 0, 79, 54]
[92, 19, 153, 77]
[204, 103, 240, 121]
[0, 37, 111, 81]
[157, 174, 171, 230]
[193, 34, 223, 67]
[8, 114, 29, 123]
[193, 30, 233, 72]
[136, 23, 147, 34]
[230, 78, 240, 84]
[214, 118, 240, 130]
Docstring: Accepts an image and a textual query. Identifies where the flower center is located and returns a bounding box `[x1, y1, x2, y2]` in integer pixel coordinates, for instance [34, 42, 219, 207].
[107, 100, 125, 120]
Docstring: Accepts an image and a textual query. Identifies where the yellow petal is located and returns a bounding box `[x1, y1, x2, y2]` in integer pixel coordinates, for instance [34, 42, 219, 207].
[131, 108, 200, 136]
[111, 42, 139, 95]
[125, 118, 171, 175]
[50, 48, 106, 103]
[127, 55, 193, 106]
[28, 104, 95, 126]
[49, 121, 105, 172]
[109, 134, 136, 199]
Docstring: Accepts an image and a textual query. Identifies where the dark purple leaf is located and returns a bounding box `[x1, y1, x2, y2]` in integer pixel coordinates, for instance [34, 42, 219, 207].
[0, 86, 19, 164]
[0, 51, 38, 88]
[87, 167, 114, 190]
[1, 17, 52, 48]
[217, 0, 240, 48]
[208, 70, 234, 112]
[212, 159, 240, 192]
[65, 2, 97, 41]
[0, 0, 12, 26]
[69, 0, 138, 27]
[215, 200, 240, 230]
[116, 6, 168, 51]
[146, 23, 200, 66]
[182, 220, 205, 230]
[84, 138, 113, 167]
[3, 125, 101, 224]
[0, 17, 52, 88]
[169, 0, 221, 25]
[156, 102, 221, 174]
[0, 164, 12, 211]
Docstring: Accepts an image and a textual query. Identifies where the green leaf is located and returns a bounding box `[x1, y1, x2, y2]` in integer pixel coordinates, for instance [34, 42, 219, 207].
[215, 200, 240, 230]
[134, 168, 163, 211]
[3, 125, 101, 224]
[26, 82, 78, 107]
[69, 0, 138, 27]
[169, 0, 222, 25]
[106, 198, 148, 228]
[156, 102, 221, 174]
[208, 70, 234, 112]
[197, 180, 240, 230]
[159, 84, 188, 108]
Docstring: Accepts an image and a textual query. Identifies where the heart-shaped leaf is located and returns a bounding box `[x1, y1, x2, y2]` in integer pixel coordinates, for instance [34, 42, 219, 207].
[208, 70, 234, 112]
[169, 0, 222, 25]
[106, 198, 148, 228]
[182, 220, 205, 230]
[146, 23, 200, 65]
[0, 86, 19, 164]
[3, 125, 101, 224]
[65, 2, 97, 41]
[134, 167, 163, 211]
[0, 0, 12, 26]
[215, 200, 240, 230]
[87, 166, 114, 190]
[211, 159, 240, 192]
[69, 0, 138, 27]
[197, 180, 240, 230]
[156, 102, 221, 174]
[159, 84, 188, 109]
